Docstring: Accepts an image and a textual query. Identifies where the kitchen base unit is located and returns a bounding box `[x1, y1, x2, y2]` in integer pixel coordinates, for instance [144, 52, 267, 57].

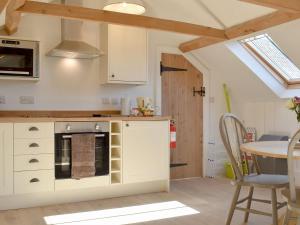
[0, 180, 168, 210]
[0, 118, 170, 210]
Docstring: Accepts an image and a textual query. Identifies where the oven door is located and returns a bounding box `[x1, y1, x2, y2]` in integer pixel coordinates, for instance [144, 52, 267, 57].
[55, 132, 110, 179]
[0, 47, 34, 77]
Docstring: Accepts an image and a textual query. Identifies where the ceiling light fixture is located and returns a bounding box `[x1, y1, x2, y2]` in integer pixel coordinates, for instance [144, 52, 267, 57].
[103, 0, 146, 15]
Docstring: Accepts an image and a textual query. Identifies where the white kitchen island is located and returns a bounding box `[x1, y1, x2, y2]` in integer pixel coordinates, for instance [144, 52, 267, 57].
[0, 117, 170, 210]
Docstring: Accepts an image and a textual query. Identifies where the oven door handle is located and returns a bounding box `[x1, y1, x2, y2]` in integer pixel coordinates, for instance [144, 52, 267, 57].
[61, 134, 105, 139]
[0, 70, 30, 75]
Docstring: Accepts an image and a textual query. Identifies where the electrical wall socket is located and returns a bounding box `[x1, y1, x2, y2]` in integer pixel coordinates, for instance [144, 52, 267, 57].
[19, 96, 35, 104]
[0, 96, 5, 104]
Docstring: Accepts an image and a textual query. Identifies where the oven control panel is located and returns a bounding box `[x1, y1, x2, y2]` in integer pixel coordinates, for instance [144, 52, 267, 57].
[55, 122, 109, 134]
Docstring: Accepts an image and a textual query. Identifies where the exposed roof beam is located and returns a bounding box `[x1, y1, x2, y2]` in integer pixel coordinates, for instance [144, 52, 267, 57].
[180, 10, 300, 52]
[12, 1, 227, 39]
[0, 0, 10, 13]
[179, 37, 226, 53]
[5, 0, 26, 35]
[239, 0, 300, 13]
[225, 10, 300, 39]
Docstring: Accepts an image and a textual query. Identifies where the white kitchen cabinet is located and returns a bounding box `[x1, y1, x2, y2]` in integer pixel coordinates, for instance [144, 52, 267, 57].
[0, 123, 13, 196]
[122, 121, 169, 184]
[100, 24, 148, 85]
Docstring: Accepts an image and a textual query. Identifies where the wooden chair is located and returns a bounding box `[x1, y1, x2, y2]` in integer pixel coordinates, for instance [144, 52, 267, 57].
[219, 113, 288, 225]
[282, 129, 300, 225]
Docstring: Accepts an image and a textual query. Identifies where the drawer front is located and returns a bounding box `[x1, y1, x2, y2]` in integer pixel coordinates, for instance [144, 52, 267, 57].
[14, 123, 54, 139]
[14, 138, 54, 155]
[14, 170, 54, 194]
[14, 154, 54, 172]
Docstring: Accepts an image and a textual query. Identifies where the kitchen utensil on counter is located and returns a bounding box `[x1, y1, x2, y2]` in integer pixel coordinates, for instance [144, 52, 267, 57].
[121, 97, 131, 116]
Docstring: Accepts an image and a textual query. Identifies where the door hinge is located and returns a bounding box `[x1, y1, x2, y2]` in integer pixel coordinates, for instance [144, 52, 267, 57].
[193, 86, 206, 97]
[160, 62, 187, 75]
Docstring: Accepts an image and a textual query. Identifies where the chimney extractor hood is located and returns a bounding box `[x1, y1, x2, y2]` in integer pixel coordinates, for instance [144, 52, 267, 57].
[47, 40, 102, 59]
[47, 1, 102, 59]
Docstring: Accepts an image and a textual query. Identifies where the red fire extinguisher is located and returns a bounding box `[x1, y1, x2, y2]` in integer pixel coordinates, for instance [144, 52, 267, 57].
[170, 120, 176, 149]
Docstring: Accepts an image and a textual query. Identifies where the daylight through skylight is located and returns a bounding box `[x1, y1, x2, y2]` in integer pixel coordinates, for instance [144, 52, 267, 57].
[44, 201, 200, 225]
[241, 34, 300, 83]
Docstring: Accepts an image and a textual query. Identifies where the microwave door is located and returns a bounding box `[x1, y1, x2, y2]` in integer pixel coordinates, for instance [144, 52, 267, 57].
[0, 47, 33, 76]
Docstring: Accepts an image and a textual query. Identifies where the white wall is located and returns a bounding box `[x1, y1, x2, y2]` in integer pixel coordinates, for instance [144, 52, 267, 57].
[242, 101, 300, 138]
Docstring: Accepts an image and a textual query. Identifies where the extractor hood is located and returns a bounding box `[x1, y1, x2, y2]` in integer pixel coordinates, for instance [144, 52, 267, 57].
[47, 1, 102, 59]
[47, 39, 102, 59]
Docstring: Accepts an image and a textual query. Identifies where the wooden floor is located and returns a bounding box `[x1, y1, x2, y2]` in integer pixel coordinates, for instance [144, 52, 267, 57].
[0, 178, 289, 225]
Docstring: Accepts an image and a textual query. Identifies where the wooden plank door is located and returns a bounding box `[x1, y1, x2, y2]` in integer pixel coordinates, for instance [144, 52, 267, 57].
[161, 53, 203, 179]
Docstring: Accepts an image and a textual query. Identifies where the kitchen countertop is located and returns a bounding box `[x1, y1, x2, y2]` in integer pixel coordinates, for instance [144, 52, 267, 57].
[0, 116, 171, 123]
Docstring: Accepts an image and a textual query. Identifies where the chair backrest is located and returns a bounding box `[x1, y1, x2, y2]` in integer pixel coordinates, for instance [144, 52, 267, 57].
[219, 113, 249, 180]
[287, 129, 300, 202]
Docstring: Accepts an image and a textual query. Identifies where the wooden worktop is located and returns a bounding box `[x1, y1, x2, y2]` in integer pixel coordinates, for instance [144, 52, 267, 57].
[0, 116, 170, 123]
[0, 110, 170, 122]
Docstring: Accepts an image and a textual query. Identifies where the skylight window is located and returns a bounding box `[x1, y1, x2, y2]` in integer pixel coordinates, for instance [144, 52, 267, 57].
[241, 34, 300, 86]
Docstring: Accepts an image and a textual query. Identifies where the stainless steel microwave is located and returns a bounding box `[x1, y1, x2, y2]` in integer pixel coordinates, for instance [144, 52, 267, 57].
[0, 38, 39, 78]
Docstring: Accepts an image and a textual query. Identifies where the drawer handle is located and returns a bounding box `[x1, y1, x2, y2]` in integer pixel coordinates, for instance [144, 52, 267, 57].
[30, 178, 40, 183]
[29, 143, 39, 148]
[29, 158, 39, 164]
[28, 126, 39, 132]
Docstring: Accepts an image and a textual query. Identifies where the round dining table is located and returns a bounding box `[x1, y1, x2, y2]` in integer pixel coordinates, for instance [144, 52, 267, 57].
[241, 141, 292, 159]
[240, 141, 300, 225]
[241, 141, 300, 160]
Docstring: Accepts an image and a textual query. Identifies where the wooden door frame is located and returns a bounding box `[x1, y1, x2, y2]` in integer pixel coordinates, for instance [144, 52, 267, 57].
[154, 47, 213, 177]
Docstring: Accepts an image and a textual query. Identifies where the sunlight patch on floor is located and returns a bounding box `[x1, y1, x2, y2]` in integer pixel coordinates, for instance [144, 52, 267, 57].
[44, 201, 199, 225]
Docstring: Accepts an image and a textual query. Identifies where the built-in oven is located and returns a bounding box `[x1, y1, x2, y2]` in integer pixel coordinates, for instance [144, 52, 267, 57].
[0, 38, 39, 78]
[55, 122, 110, 179]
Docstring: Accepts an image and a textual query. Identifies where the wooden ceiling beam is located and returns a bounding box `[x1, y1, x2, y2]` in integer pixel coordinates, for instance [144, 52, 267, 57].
[225, 10, 300, 39]
[239, 0, 300, 13]
[5, 0, 26, 35]
[179, 37, 227, 53]
[0, 0, 10, 13]
[180, 10, 300, 52]
[14, 1, 227, 39]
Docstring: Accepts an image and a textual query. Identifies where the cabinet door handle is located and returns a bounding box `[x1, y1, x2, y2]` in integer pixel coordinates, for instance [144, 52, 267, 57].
[29, 158, 39, 164]
[111, 74, 115, 78]
[30, 178, 40, 183]
[28, 126, 39, 132]
[126, 123, 129, 127]
[29, 143, 39, 148]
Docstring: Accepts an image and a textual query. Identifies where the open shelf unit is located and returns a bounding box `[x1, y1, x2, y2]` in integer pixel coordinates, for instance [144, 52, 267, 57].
[109, 121, 122, 184]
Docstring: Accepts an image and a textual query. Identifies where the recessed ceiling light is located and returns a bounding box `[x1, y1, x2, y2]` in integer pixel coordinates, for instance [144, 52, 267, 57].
[103, 0, 146, 15]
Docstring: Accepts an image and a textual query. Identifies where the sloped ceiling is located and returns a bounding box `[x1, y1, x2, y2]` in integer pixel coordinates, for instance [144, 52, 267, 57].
[193, 19, 300, 102]
[0, 0, 275, 29]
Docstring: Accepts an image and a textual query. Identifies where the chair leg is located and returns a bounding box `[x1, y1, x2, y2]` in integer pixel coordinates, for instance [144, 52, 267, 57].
[282, 207, 290, 225]
[244, 186, 254, 223]
[226, 185, 241, 225]
[271, 188, 278, 225]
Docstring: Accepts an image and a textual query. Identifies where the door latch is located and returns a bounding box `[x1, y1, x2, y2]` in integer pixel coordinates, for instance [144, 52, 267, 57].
[193, 86, 205, 97]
